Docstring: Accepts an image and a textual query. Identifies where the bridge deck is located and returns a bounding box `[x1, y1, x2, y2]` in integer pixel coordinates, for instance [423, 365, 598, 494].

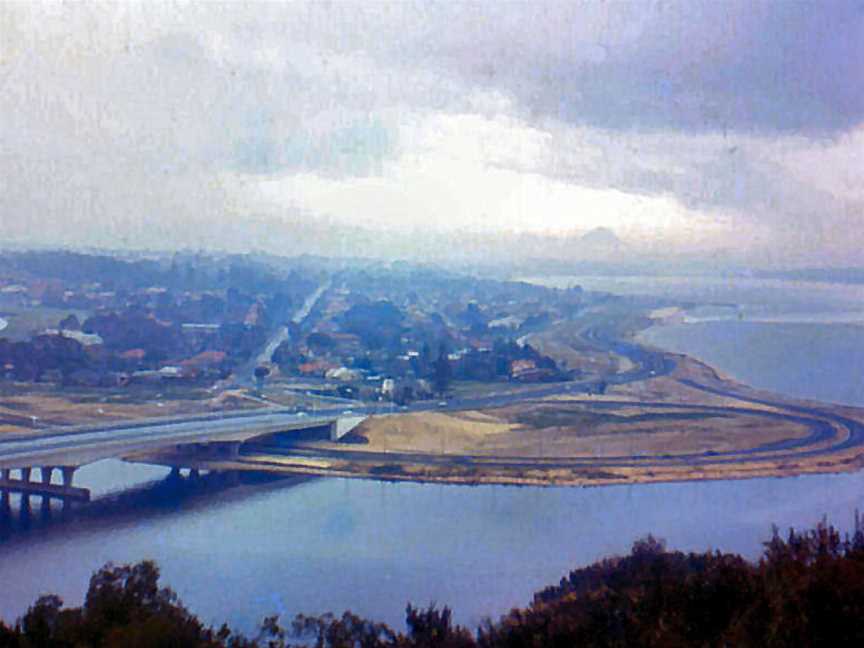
[0, 410, 360, 470]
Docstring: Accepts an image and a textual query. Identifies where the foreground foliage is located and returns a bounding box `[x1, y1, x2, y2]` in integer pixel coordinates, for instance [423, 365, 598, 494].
[3, 520, 864, 647]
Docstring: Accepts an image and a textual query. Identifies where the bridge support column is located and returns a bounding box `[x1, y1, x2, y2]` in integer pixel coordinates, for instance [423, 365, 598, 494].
[19, 491, 31, 527]
[0, 468, 8, 513]
[38, 467, 53, 515]
[189, 468, 200, 480]
[0, 478, 12, 517]
[0, 469, 8, 518]
[60, 466, 76, 488]
[60, 467, 77, 514]
[41, 466, 54, 486]
[20, 468, 32, 517]
[169, 467, 181, 480]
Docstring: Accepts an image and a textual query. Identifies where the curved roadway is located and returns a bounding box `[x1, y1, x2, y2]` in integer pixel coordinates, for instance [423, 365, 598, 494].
[253, 323, 864, 473]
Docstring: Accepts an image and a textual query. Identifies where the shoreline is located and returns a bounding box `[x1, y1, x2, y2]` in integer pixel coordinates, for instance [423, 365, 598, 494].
[131, 348, 864, 490]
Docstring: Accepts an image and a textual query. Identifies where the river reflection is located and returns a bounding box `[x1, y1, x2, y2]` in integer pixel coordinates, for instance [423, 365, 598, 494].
[1, 460, 863, 635]
[0, 463, 305, 541]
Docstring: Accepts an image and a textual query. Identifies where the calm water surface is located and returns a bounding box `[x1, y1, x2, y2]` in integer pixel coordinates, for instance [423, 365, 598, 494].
[531, 275, 864, 407]
[2, 466, 862, 633]
[2, 275, 864, 633]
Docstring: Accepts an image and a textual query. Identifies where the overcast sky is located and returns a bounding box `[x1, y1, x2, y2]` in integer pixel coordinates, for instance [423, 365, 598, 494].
[1, 1, 862, 267]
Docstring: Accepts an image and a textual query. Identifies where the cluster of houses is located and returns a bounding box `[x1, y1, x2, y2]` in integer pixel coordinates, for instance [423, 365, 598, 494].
[0, 266, 580, 401]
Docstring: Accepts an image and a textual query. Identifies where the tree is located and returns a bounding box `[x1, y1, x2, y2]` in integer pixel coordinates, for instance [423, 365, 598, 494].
[20, 594, 68, 647]
[254, 365, 271, 394]
[59, 313, 81, 331]
[433, 345, 452, 397]
[404, 605, 474, 648]
[307, 332, 335, 351]
[80, 561, 217, 647]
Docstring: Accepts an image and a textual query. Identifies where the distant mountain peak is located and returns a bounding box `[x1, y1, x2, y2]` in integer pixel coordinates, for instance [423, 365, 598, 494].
[580, 227, 624, 248]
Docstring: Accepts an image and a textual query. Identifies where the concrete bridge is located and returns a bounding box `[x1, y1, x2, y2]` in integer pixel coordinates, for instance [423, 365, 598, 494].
[0, 409, 366, 516]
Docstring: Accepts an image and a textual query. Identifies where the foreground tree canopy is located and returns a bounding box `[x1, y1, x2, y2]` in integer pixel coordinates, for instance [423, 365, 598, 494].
[3, 520, 864, 647]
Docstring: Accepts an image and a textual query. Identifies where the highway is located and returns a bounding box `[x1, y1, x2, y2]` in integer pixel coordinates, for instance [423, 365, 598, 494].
[232, 280, 331, 388]
[0, 409, 340, 469]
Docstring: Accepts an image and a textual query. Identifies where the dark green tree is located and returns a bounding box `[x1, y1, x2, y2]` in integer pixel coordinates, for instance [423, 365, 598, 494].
[433, 345, 452, 397]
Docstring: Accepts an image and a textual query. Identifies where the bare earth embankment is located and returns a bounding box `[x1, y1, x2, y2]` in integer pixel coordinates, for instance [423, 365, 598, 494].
[223, 319, 864, 487]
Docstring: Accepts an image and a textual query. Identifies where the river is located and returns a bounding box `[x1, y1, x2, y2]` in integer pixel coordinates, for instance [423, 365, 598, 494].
[1, 275, 864, 634]
[525, 274, 864, 408]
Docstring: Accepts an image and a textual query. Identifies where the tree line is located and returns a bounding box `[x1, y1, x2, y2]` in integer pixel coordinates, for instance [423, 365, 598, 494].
[4, 519, 864, 646]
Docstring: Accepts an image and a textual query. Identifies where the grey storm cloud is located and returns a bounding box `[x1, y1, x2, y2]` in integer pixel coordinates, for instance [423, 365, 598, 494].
[1, 1, 862, 265]
[384, 0, 864, 135]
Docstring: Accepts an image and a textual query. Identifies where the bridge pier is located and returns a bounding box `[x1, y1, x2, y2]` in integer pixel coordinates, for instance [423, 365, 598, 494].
[0, 465, 89, 517]
[0, 469, 8, 513]
[60, 466, 76, 488]
[19, 467, 32, 518]
[0, 473, 9, 522]
[19, 492, 31, 528]
[39, 467, 54, 516]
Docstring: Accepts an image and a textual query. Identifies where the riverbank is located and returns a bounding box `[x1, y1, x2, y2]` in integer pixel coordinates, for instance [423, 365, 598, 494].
[183, 292, 861, 488]
[132, 346, 864, 489]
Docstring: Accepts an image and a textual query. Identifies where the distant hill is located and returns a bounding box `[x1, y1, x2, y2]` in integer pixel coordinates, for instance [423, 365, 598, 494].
[579, 227, 625, 250]
[756, 267, 864, 285]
